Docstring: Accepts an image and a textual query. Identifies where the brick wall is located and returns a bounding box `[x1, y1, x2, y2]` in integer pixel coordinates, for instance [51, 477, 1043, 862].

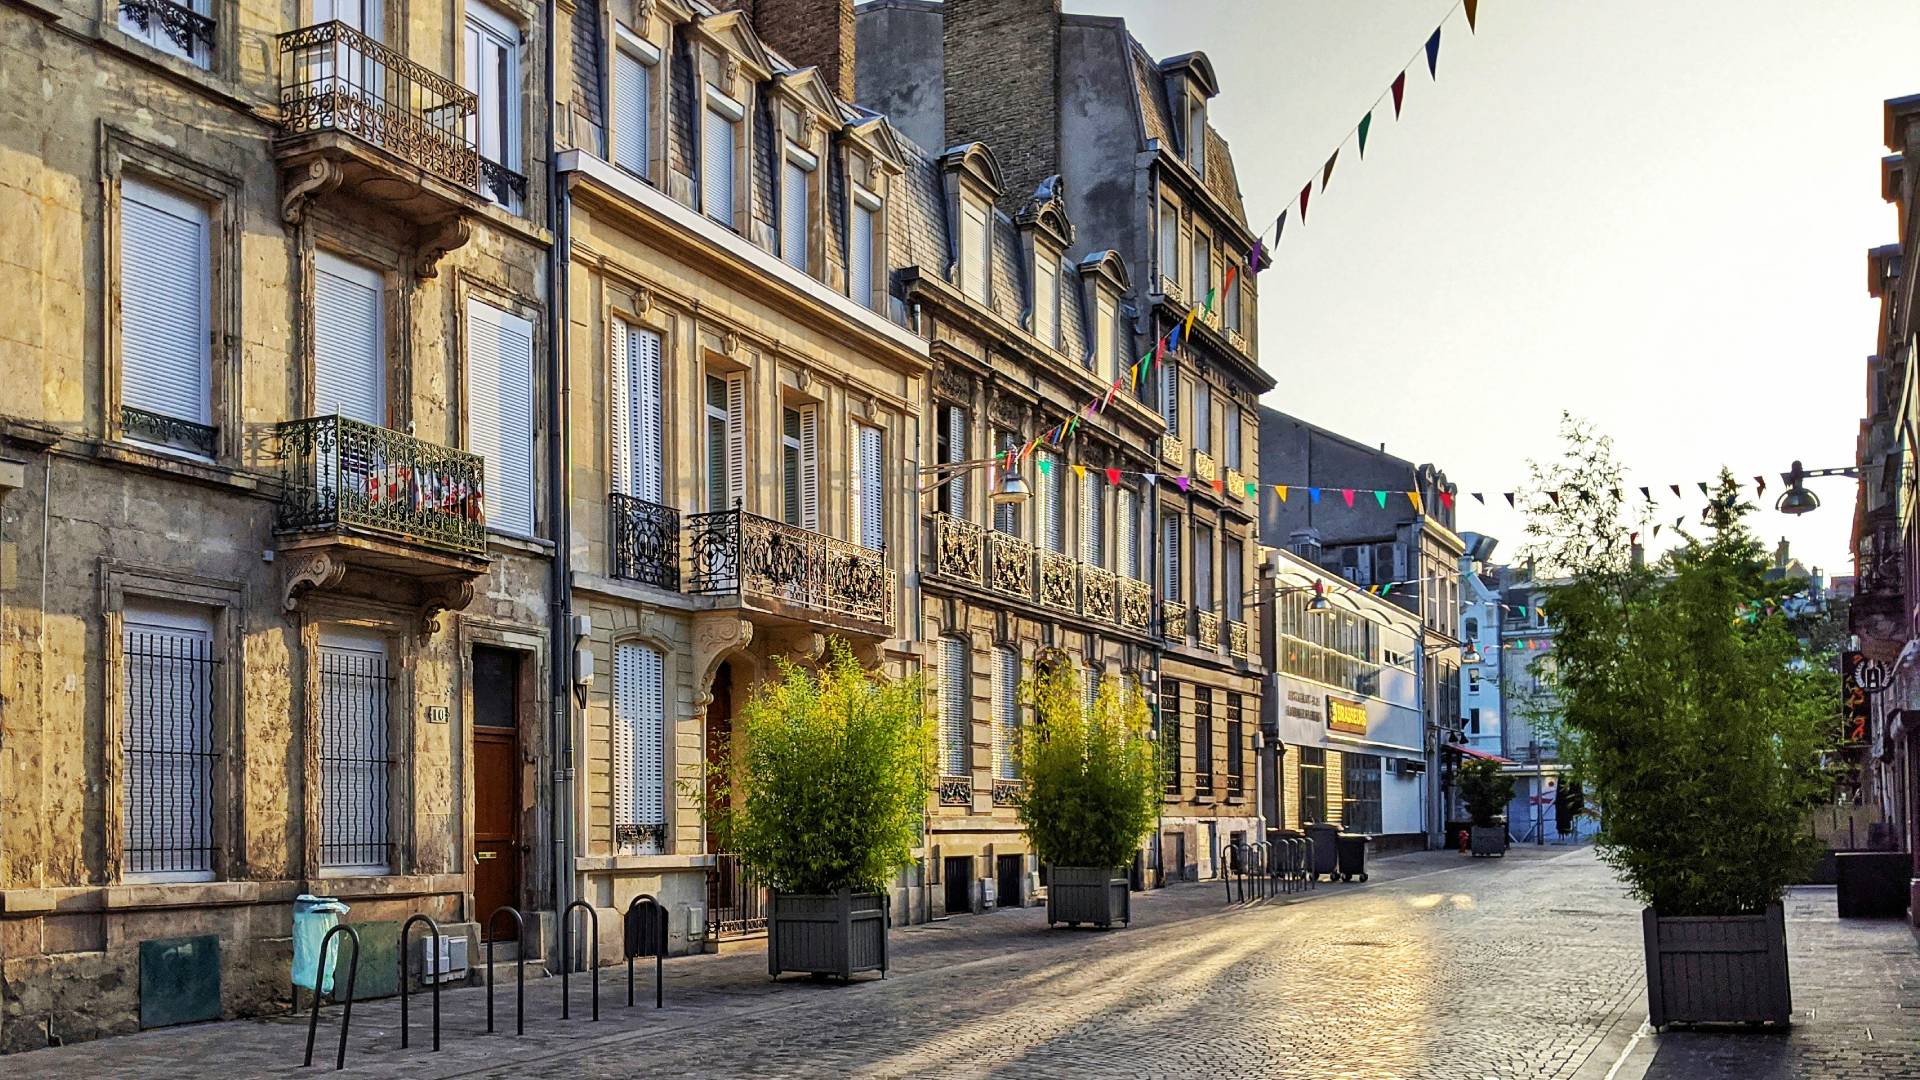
[943, 0, 1060, 211]
[737, 0, 858, 103]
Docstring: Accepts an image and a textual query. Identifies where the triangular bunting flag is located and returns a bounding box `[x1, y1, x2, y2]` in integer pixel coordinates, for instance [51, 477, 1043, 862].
[1653, 524, 1662, 538]
[1167, 323, 1183, 353]
[1674, 515, 1684, 528]
[1630, 531, 1640, 545]
[1342, 488, 1356, 508]
[1391, 71, 1407, 117]
[1697, 482, 1709, 496]
[1639, 486, 1651, 501]
[1374, 490, 1388, 509]
[1547, 490, 1561, 506]
[1037, 459, 1052, 477]
[1212, 477, 1226, 494]
[1175, 476, 1190, 493]
[1670, 484, 1682, 498]
[1182, 305, 1199, 340]
[1222, 264, 1238, 301]
[1471, 493, 1485, 505]
[1440, 491, 1454, 509]
[1275, 209, 1288, 246]
[1309, 488, 1323, 504]
[1358, 112, 1372, 157]
[1299, 182, 1312, 223]
[1754, 475, 1766, 497]
[1144, 473, 1159, 487]
[1248, 238, 1266, 273]
[1503, 492, 1515, 508]
[1425, 28, 1441, 79]
[1322, 149, 1339, 192]
[1245, 481, 1258, 498]
[1105, 467, 1122, 486]
[1465, 0, 1478, 32]
[1410, 490, 1423, 514]
[1202, 287, 1217, 314]
[1275, 485, 1288, 503]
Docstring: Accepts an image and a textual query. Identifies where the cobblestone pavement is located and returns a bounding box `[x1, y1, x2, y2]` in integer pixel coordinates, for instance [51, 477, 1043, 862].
[10, 845, 1658, 1079]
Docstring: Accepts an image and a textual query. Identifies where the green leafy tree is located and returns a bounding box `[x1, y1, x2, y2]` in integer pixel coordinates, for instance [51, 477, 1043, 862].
[707, 640, 933, 895]
[1015, 662, 1160, 869]
[1542, 469, 1834, 915]
[1458, 757, 1516, 828]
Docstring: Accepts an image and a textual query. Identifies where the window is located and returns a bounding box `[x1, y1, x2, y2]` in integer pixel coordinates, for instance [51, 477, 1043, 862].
[609, 319, 663, 502]
[1224, 535, 1243, 620]
[1469, 706, 1481, 734]
[1225, 266, 1242, 333]
[780, 144, 815, 272]
[1092, 297, 1115, 375]
[465, 2, 521, 207]
[120, 177, 213, 454]
[1160, 362, 1179, 436]
[850, 186, 880, 308]
[1160, 678, 1181, 794]
[120, 0, 211, 67]
[938, 636, 968, 776]
[1465, 616, 1479, 640]
[1469, 668, 1482, 694]
[1299, 746, 1326, 824]
[992, 645, 1019, 780]
[781, 405, 819, 530]
[1193, 686, 1213, 792]
[1194, 523, 1214, 610]
[1117, 487, 1140, 581]
[121, 601, 218, 881]
[1193, 380, 1212, 454]
[1192, 231, 1212, 308]
[936, 403, 967, 518]
[1186, 96, 1206, 178]
[961, 200, 990, 301]
[1083, 665, 1100, 714]
[1342, 753, 1383, 835]
[313, 252, 385, 426]
[1226, 694, 1244, 799]
[702, 93, 741, 226]
[612, 640, 667, 854]
[467, 299, 537, 536]
[1158, 198, 1179, 288]
[1224, 403, 1242, 471]
[705, 371, 744, 511]
[1039, 450, 1065, 554]
[853, 421, 885, 550]
[993, 430, 1021, 536]
[1079, 469, 1103, 568]
[1034, 255, 1058, 347]
[317, 626, 392, 873]
[1162, 512, 1182, 601]
[613, 31, 656, 179]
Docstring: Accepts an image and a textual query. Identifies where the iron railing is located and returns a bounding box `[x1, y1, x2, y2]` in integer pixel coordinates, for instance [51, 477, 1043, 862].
[277, 21, 480, 189]
[931, 512, 984, 585]
[122, 629, 219, 877]
[122, 405, 216, 457]
[1119, 578, 1151, 631]
[1196, 610, 1221, 650]
[119, 0, 215, 57]
[706, 853, 767, 938]
[1038, 551, 1079, 613]
[1193, 451, 1218, 484]
[277, 415, 487, 557]
[1228, 619, 1250, 660]
[685, 508, 893, 628]
[988, 531, 1035, 600]
[1082, 566, 1117, 622]
[316, 641, 392, 871]
[1162, 601, 1189, 642]
[1161, 432, 1186, 468]
[480, 157, 528, 207]
[611, 493, 680, 590]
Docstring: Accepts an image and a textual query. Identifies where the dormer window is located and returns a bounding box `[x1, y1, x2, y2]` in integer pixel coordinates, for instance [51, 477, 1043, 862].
[779, 141, 816, 273]
[612, 28, 659, 183]
[702, 88, 744, 228]
[1034, 254, 1059, 348]
[961, 199, 990, 302]
[850, 184, 880, 309]
[1186, 96, 1206, 179]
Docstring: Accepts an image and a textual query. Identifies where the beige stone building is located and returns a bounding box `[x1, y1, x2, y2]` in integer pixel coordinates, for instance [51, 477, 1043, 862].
[0, 0, 559, 1049]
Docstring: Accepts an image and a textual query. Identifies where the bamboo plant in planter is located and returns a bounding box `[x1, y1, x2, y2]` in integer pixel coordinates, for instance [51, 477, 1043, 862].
[1015, 659, 1160, 929]
[1539, 461, 1832, 1028]
[1459, 758, 1515, 857]
[707, 641, 932, 982]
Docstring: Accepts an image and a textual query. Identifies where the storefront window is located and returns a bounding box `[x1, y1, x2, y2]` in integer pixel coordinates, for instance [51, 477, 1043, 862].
[1342, 752, 1383, 834]
[1299, 746, 1326, 824]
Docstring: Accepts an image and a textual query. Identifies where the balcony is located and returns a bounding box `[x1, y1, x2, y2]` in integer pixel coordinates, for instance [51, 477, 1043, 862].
[1038, 551, 1080, 614]
[1228, 619, 1249, 661]
[275, 415, 488, 623]
[988, 531, 1035, 601]
[1083, 566, 1117, 622]
[274, 22, 492, 268]
[1162, 601, 1189, 641]
[686, 508, 895, 636]
[1118, 577, 1151, 631]
[1225, 467, 1249, 503]
[1193, 451, 1218, 485]
[1196, 610, 1221, 650]
[931, 512, 985, 586]
[611, 493, 681, 591]
[1161, 432, 1187, 469]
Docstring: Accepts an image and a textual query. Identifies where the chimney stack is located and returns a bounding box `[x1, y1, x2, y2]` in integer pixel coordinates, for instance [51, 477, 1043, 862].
[741, 0, 858, 103]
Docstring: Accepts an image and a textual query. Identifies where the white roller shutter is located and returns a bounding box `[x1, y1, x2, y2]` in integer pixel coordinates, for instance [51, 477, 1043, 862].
[613, 47, 651, 178]
[780, 158, 809, 272]
[1079, 470, 1102, 567]
[120, 178, 211, 430]
[613, 641, 666, 854]
[703, 108, 735, 226]
[1034, 257, 1058, 348]
[960, 201, 988, 300]
[313, 253, 385, 426]
[1117, 487, 1139, 580]
[610, 319, 662, 502]
[992, 645, 1019, 780]
[1040, 451, 1064, 554]
[1163, 514, 1182, 599]
[467, 299, 537, 536]
[609, 318, 629, 496]
[939, 636, 967, 776]
[1094, 298, 1114, 376]
[849, 200, 875, 307]
[854, 422, 883, 550]
[944, 405, 967, 518]
[121, 601, 216, 881]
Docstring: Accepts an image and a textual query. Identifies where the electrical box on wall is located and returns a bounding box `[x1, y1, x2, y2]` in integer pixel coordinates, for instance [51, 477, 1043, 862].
[418, 935, 469, 984]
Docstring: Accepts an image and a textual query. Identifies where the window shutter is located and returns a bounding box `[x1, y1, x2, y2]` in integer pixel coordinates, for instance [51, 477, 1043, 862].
[614, 641, 666, 854]
[610, 320, 664, 502]
[1093, 299, 1113, 375]
[724, 371, 746, 508]
[703, 109, 735, 225]
[961, 202, 988, 300]
[944, 405, 967, 518]
[1079, 470, 1102, 567]
[992, 645, 1019, 780]
[1041, 452, 1064, 554]
[609, 318, 631, 495]
[1117, 488, 1139, 580]
[467, 299, 537, 535]
[850, 202, 875, 307]
[1225, 538, 1243, 619]
[1160, 363, 1179, 434]
[939, 637, 967, 776]
[313, 253, 385, 426]
[614, 48, 651, 177]
[798, 406, 820, 531]
[121, 179, 211, 428]
[857, 422, 884, 550]
[780, 159, 808, 272]
[121, 603, 216, 880]
[1163, 514, 1181, 599]
[1034, 257, 1057, 346]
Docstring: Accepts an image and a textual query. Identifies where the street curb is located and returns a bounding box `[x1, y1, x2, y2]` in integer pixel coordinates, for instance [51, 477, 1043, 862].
[1569, 989, 1653, 1080]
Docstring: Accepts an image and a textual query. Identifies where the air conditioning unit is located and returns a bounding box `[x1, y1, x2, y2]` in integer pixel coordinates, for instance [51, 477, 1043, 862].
[417, 935, 469, 985]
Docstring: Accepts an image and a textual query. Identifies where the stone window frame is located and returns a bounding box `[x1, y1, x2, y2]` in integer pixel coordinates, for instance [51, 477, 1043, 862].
[766, 67, 841, 280]
[100, 127, 244, 463]
[298, 232, 413, 431]
[608, 14, 669, 187]
[1073, 249, 1131, 386]
[939, 142, 1006, 308]
[598, 269, 679, 520]
[599, 619, 677, 858]
[98, 0, 237, 82]
[454, 270, 551, 539]
[98, 561, 246, 886]
[841, 118, 905, 310]
[684, 8, 773, 234]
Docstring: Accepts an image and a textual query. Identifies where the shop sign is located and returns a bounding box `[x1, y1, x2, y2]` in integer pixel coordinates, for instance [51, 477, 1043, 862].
[1326, 695, 1368, 736]
[1285, 687, 1321, 723]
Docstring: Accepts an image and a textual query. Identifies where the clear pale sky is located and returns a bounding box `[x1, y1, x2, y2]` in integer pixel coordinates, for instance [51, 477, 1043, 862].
[1063, 0, 1920, 576]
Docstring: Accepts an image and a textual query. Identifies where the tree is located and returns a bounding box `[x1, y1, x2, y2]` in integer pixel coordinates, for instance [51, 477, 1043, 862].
[1015, 662, 1161, 870]
[1458, 758, 1516, 828]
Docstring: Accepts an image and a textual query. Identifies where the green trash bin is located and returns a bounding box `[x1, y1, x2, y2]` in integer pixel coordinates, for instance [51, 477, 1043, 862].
[292, 894, 351, 996]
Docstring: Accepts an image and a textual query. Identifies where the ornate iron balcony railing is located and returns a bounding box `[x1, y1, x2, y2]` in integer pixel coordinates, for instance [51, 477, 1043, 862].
[1038, 550, 1080, 614]
[119, 0, 215, 57]
[611, 492, 680, 591]
[1228, 619, 1250, 661]
[122, 405, 216, 457]
[1161, 432, 1186, 468]
[1162, 600, 1189, 642]
[937, 776, 973, 807]
[1193, 451, 1218, 484]
[276, 414, 487, 556]
[931, 512, 984, 585]
[479, 157, 528, 206]
[1082, 566, 1117, 622]
[1196, 610, 1221, 650]
[685, 508, 893, 628]
[277, 22, 480, 189]
[1118, 577, 1152, 631]
[988, 530, 1035, 600]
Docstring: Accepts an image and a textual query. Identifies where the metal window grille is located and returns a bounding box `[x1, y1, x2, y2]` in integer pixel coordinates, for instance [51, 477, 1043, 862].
[1160, 678, 1181, 795]
[318, 641, 392, 870]
[122, 623, 219, 878]
[1226, 692, 1244, 799]
[1193, 687, 1213, 794]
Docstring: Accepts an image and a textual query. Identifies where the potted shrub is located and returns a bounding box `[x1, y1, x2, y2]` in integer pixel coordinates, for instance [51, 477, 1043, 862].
[1458, 758, 1515, 856]
[1542, 469, 1830, 1028]
[1016, 659, 1160, 929]
[708, 640, 932, 981]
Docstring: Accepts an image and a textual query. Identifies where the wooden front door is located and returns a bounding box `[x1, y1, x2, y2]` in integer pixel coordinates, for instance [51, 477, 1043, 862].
[473, 645, 522, 938]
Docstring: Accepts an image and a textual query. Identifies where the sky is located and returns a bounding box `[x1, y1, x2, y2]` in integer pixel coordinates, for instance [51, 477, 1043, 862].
[1062, 0, 1920, 576]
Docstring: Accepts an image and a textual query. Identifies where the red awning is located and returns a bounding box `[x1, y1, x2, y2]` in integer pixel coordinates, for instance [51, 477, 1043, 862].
[1445, 743, 1515, 765]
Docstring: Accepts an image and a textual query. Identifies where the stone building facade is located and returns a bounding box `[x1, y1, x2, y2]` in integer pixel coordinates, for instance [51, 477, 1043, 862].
[0, 0, 559, 1050]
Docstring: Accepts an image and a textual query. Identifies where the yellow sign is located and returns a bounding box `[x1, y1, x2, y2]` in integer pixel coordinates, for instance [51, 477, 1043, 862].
[1327, 696, 1368, 735]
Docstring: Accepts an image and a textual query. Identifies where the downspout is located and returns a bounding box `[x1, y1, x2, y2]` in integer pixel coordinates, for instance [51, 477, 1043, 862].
[543, 0, 575, 923]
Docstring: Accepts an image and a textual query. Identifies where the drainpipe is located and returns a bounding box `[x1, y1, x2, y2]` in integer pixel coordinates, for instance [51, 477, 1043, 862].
[542, 0, 575, 927]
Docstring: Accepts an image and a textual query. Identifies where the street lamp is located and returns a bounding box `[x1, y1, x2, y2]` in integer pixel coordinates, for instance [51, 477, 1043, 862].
[992, 468, 1030, 506]
[918, 455, 1032, 505]
[1775, 459, 1857, 516]
[1461, 641, 1482, 665]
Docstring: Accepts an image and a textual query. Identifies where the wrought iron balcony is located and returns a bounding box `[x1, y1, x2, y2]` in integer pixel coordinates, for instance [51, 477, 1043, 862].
[988, 530, 1035, 600]
[931, 512, 984, 585]
[479, 157, 528, 208]
[1225, 467, 1249, 502]
[1119, 577, 1152, 631]
[1195, 769, 1214, 796]
[1193, 451, 1218, 484]
[122, 405, 216, 458]
[276, 415, 487, 557]
[1196, 610, 1221, 650]
[685, 508, 894, 632]
[937, 777, 973, 807]
[1162, 601, 1189, 642]
[611, 492, 680, 590]
[1038, 551, 1080, 614]
[1161, 432, 1187, 468]
[119, 0, 215, 58]
[1228, 619, 1250, 661]
[1083, 566, 1117, 622]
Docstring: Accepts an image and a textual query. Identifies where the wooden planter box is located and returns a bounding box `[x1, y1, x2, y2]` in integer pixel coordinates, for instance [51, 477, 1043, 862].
[1469, 826, 1507, 856]
[1047, 867, 1130, 929]
[768, 890, 888, 981]
[1642, 904, 1791, 1028]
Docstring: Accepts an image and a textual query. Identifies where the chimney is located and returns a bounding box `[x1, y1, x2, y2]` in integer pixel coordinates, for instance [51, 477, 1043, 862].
[746, 0, 857, 102]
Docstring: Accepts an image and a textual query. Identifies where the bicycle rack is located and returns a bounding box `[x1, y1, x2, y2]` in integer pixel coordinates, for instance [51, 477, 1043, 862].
[485, 906, 527, 1035]
[624, 893, 666, 1009]
[560, 899, 601, 1021]
[302, 924, 361, 1071]
[1251, 841, 1271, 899]
[398, 913, 442, 1052]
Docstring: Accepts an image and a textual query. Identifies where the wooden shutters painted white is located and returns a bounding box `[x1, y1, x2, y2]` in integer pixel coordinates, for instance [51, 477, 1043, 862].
[854, 422, 884, 550]
[849, 198, 876, 307]
[313, 252, 385, 426]
[467, 299, 537, 535]
[780, 156, 810, 272]
[1079, 470, 1102, 567]
[609, 320, 663, 502]
[960, 201, 988, 301]
[703, 374, 728, 511]
[938, 636, 967, 776]
[992, 645, 1019, 780]
[944, 405, 967, 519]
[799, 406, 820, 532]
[1163, 513, 1182, 600]
[613, 641, 666, 854]
[1040, 451, 1064, 554]
[121, 601, 216, 882]
[1160, 363, 1179, 435]
[317, 626, 390, 873]
[1093, 297, 1113, 374]
[1034, 256, 1057, 347]
[120, 178, 211, 432]
[724, 372, 746, 509]
[613, 42, 652, 178]
[703, 106, 736, 226]
[1117, 487, 1139, 580]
